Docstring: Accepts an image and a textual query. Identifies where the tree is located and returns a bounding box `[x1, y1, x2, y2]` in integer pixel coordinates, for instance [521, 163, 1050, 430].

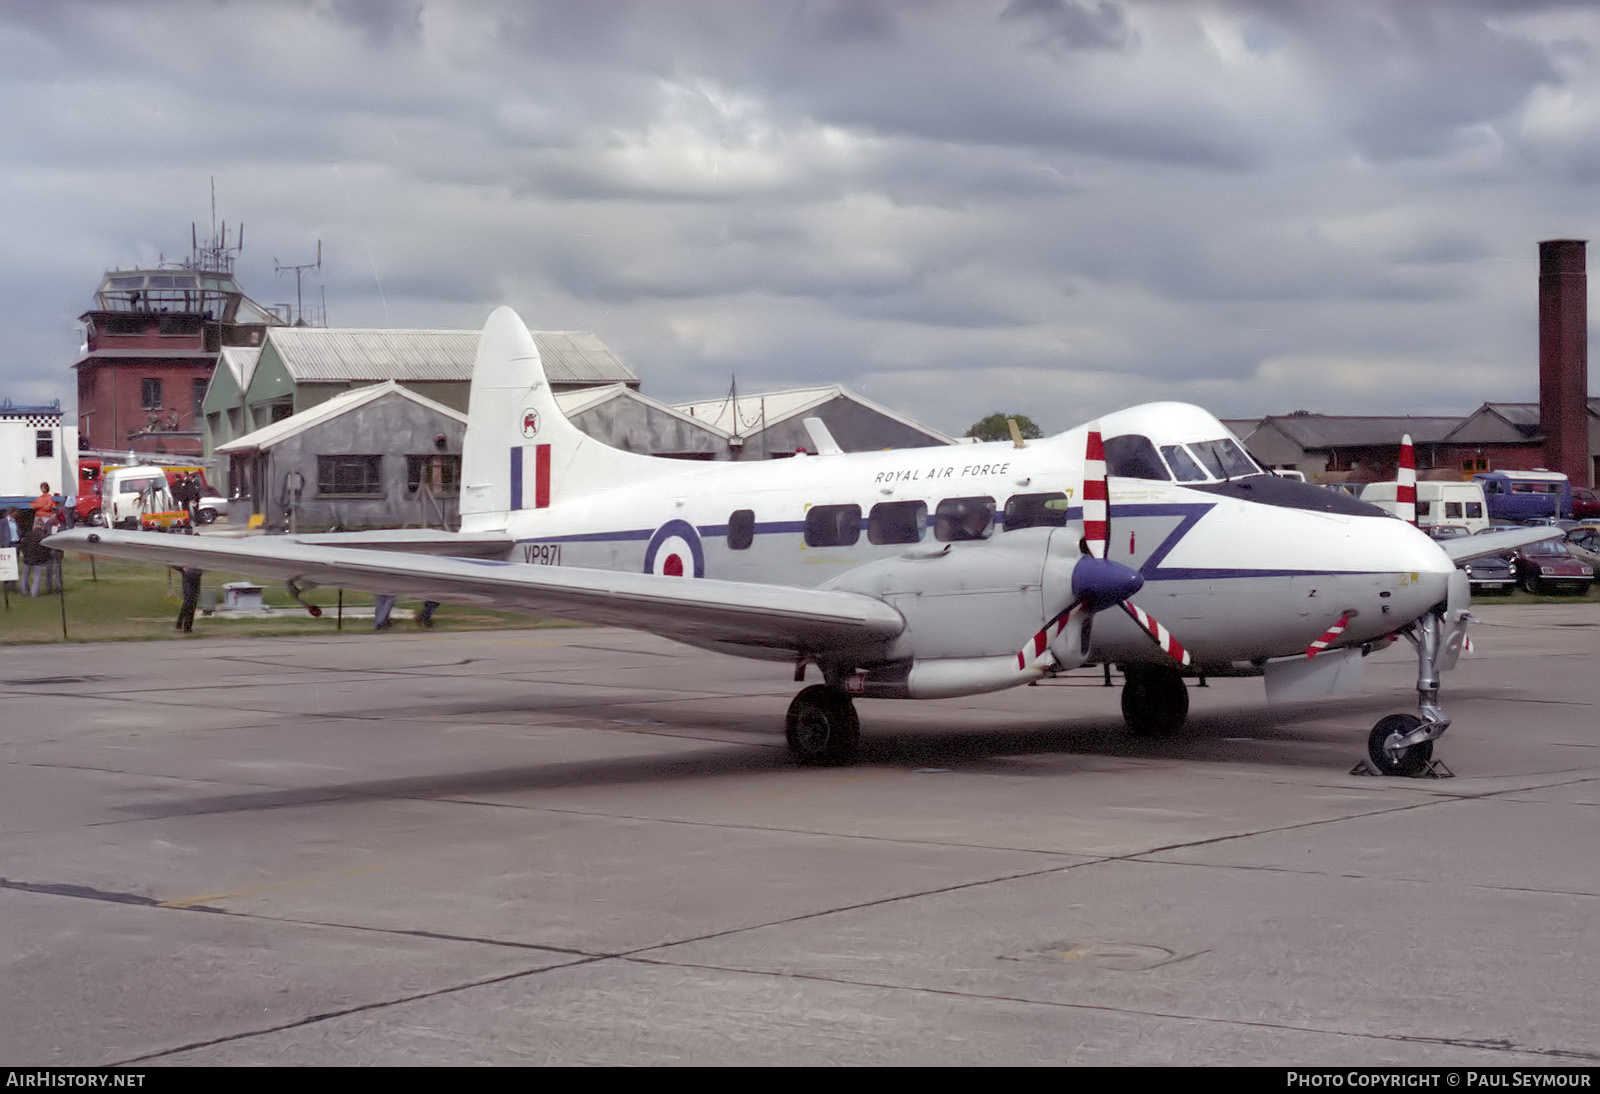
[965, 412, 1044, 443]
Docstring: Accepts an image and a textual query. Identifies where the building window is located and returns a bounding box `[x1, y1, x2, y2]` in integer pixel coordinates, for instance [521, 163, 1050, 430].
[193, 379, 208, 419]
[868, 501, 926, 545]
[269, 402, 293, 423]
[405, 454, 461, 496]
[317, 455, 383, 497]
[804, 504, 861, 547]
[1461, 457, 1488, 473]
[727, 509, 755, 550]
[141, 378, 163, 410]
[35, 430, 54, 458]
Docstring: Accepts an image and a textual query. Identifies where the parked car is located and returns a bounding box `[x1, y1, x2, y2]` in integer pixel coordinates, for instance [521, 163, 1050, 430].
[1461, 554, 1516, 595]
[195, 491, 228, 525]
[1432, 526, 1515, 594]
[1511, 539, 1595, 595]
[1571, 487, 1600, 521]
[1564, 524, 1600, 575]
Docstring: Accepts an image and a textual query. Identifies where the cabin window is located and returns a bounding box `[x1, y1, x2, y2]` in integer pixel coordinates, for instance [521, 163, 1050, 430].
[1003, 492, 1067, 530]
[1188, 438, 1259, 479]
[1466, 502, 1483, 518]
[935, 496, 995, 541]
[804, 504, 861, 547]
[727, 509, 755, 550]
[1104, 435, 1168, 481]
[868, 501, 926, 545]
[317, 455, 384, 497]
[1416, 500, 1432, 516]
[1444, 502, 1463, 518]
[1160, 445, 1207, 482]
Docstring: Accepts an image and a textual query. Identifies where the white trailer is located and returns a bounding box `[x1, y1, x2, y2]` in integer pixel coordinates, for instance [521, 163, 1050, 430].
[1, 401, 78, 514]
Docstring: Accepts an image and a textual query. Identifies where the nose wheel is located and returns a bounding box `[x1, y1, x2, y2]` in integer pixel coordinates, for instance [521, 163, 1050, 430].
[1358, 609, 1453, 777]
[786, 685, 860, 766]
[1366, 714, 1434, 777]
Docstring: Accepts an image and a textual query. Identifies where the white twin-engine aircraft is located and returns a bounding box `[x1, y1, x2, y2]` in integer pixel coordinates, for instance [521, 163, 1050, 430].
[49, 308, 1558, 776]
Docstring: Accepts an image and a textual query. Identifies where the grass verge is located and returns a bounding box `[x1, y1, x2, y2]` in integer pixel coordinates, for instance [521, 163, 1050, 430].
[0, 554, 561, 644]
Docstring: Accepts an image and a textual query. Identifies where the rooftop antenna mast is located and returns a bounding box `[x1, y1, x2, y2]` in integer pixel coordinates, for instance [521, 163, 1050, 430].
[274, 240, 323, 326]
[175, 177, 243, 274]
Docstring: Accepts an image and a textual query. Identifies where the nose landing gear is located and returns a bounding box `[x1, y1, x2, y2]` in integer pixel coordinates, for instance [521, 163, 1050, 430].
[1359, 608, 1454, 778]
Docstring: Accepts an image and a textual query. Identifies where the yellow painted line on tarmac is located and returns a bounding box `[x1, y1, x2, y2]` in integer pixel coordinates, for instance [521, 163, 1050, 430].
[158, 866, 383, 909]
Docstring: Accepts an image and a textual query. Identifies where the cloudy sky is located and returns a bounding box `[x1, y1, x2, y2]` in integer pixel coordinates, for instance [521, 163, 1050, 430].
[3, 0, 1598, 435]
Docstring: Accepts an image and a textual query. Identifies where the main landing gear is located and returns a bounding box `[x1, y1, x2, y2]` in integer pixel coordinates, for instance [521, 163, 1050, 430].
[785, 684, 860, 766]
[1362, 608, 1451, 778]
[1120, 663, 1189, 737]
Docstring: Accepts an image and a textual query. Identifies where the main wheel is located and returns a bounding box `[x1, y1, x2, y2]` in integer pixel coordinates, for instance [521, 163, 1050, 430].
[785, 685, 860, 766]
[1121, 665, 1189, 736]
[1367, 713, 1434, 777]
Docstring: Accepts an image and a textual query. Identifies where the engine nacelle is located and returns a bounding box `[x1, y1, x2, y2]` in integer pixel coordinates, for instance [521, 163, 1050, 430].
[823, 528, 1110, 698]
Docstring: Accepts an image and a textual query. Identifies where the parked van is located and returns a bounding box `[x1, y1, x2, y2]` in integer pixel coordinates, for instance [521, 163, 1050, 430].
[100, 466, 175, 529]
[1359, 480, 1490, 534]
[1471, 470, 1570, 523]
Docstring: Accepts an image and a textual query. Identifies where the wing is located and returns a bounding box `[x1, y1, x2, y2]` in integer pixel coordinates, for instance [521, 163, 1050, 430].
[291, 528, 513, 557]
[46, 529, 904, 659]
[1438, 526, 1563, 563]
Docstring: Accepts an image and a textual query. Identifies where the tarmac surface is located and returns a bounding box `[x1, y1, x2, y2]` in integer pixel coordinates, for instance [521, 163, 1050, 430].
[1, 600, 1596, 1066]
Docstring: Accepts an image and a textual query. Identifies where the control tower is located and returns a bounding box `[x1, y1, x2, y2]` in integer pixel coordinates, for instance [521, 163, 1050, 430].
[73, 222, 284, 456]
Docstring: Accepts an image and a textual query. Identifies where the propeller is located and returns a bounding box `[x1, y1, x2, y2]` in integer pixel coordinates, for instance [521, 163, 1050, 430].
[1396, 433, 1417, 526]
[1017, 426, 1191, 671]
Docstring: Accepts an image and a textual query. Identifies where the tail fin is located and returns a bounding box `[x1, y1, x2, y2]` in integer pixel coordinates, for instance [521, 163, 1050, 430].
[459, 307, 650, 533]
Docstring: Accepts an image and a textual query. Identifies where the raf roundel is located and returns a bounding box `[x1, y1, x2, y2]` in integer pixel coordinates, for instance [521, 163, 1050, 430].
[521, 408, 540, 439]
[643, 519, 705, 578]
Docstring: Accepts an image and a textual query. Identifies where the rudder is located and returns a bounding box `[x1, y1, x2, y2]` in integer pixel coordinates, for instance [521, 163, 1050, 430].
[459, 307, 643, 532]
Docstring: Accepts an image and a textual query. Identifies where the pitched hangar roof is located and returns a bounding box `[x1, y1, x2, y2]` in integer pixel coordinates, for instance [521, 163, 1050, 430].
[1247, 414, 1465, 448]
[264, 327, 638, 387]
[673, 384, 952, 443]
[216, 381, 465, 454]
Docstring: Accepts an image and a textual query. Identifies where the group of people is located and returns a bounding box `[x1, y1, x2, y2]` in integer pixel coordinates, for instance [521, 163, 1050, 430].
[169, 472, 205, 523]
[1, 484, 66, 597]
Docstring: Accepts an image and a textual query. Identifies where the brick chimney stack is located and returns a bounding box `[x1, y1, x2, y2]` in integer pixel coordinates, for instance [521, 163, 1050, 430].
[1538, 239, 1589, 487]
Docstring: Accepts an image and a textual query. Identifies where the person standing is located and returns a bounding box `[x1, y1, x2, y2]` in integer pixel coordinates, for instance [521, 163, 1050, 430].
[19, 519, 51, 597]
[32, 483, 57, 524]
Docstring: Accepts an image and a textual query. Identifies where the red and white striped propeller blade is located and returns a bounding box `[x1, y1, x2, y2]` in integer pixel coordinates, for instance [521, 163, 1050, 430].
[1083, 424, 1190, 668]
[1017, 600, 1080, 669]
[1396, 433, 1417, 526]
[1305, 610, 1354, 658]
[1120, 600, 1192, 667]
[1082, 427, 1109, 560]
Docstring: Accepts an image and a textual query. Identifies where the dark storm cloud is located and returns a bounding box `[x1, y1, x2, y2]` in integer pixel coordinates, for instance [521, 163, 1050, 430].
[1, 0, 1597, 431]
